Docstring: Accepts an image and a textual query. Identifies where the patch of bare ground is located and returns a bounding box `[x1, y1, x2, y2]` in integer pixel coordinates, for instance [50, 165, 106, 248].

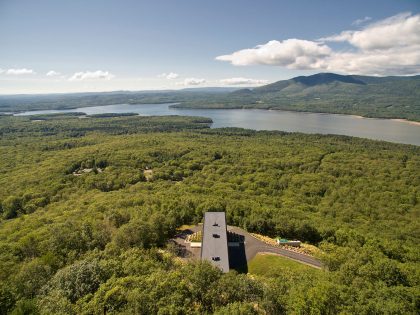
[73, 168, 103, 176]
[143, 169, 153, 181]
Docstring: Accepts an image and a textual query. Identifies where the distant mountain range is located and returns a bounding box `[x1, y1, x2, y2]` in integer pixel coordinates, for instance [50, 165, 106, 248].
[180, 87, 242, 92]
[239, 72, 419, 94]
[1, 73, 419, 121]
[176, 73, 420, 121]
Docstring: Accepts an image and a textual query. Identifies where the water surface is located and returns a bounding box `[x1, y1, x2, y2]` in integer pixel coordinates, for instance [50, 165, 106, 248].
[14, 103, 420, 146]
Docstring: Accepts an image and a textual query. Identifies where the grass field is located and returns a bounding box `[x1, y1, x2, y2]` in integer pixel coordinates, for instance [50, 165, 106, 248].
[248, 253, 322, 277]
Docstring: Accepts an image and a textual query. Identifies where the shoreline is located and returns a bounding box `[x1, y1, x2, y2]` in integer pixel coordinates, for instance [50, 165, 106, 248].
[6, 103, 420, 126]
[173, 105, 420, 126]
[391, 118, 420, 126]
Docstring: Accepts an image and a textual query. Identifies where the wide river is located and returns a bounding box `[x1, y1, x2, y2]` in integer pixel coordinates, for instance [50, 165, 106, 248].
[14, 103, 420, 146]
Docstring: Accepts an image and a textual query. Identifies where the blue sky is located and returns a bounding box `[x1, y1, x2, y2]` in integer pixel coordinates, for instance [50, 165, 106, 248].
[0, 0, 419, 94]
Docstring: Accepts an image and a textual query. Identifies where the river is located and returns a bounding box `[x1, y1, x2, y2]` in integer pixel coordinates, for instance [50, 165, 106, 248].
[13, 103, 420, 146]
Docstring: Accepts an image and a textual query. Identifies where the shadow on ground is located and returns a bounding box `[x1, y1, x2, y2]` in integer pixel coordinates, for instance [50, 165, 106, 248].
[177, 229, 194, 239]
[228, 243, 248, 273]
[167, 240, 192, 258]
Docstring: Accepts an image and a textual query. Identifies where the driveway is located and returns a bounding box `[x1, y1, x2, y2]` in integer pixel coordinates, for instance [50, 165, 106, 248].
[228, 226, 323, 269]
[171, 225, 323, 269]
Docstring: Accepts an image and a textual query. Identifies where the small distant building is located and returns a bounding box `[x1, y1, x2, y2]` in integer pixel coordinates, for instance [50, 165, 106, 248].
[201, 212, 230, 273]
[276, 238, 301, 247]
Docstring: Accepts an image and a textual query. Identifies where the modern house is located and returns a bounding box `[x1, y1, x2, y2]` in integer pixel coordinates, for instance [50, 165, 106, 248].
[201, 212, 230, 272]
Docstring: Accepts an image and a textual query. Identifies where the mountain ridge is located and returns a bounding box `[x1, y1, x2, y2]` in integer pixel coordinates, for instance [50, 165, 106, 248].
[219, 72, 420, 121]
[236, 72, 420, 94]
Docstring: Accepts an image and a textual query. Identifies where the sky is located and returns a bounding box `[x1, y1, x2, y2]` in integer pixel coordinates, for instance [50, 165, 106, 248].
[0, 0, 419, 94]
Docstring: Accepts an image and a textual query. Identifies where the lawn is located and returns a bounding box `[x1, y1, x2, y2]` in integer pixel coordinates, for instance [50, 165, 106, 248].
[248, 253, 322, 277]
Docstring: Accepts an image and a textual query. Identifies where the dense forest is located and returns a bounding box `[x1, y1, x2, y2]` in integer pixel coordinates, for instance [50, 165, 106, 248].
[1, 73, 420, 122]
[0, 114, 419, 314]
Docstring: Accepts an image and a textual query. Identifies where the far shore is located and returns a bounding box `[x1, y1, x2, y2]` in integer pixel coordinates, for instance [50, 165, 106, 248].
[5, 103, 420, 127]
[172, 104, 420, 126]
[391, 118, 420, 126]
[349, 114, 420, 125]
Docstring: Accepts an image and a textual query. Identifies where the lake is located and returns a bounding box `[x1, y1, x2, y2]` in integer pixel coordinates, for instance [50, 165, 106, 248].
[14, 103, 420, 146]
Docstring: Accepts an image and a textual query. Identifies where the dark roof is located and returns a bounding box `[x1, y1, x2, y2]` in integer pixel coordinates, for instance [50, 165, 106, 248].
[201, 212, 230, 272]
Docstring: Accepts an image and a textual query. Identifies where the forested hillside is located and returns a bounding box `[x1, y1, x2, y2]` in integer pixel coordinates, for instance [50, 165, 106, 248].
[1, 73, 420, 121]
[174, 73, 420, 121]
[0, 115, 419, 314]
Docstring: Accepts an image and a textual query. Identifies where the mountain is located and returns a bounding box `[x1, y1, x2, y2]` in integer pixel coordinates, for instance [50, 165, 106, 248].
[225, 73, 420, 121]
[253, 73, 366, 93]
[180, 87, 243, 92]
[248, 72, 419, 93]
[1, 73, 419, 121]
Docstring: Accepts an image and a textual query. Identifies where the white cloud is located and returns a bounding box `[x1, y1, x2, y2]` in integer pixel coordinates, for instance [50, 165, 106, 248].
[321, 12, 420, 51]
[352, 16, 372, 26]
[182, 78, 206, 86]
[46, 70, 61, 76]
[69, 70, 114, 81]
[318, 47, 420, 76]
[216, 12, 420, 76]
[4, 68, 35, 75]
[216, 39, 331, 69]
[219, 77, 269, 85]
[158, 72, 179, 79]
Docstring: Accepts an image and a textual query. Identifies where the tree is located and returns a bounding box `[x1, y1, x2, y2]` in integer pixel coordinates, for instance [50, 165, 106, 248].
[0, 282, 15, 315]
[42, 259, 106, 303]
[2, 196, 21, 219]
[213, 302, 259, 315]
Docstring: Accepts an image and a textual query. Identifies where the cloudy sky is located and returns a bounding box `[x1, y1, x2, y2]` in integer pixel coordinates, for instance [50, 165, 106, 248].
[0, 0, 419, 94]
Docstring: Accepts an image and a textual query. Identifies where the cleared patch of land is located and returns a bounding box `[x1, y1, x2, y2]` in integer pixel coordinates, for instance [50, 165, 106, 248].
[248, 253, 322, 276]
[143, 169, 153, 181]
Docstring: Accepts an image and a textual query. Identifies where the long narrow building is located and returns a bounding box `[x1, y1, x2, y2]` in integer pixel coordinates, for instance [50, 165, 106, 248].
[201, 212, 230, 272]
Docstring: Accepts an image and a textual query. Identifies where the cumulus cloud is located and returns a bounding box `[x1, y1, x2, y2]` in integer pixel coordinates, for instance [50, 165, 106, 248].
[69, 70, 114, 81]
[46, 70, 61, 76]
[216, 12, 420, 76]
[4, 68, 35, 75]
[158, 72, 179, 79]
[219, 77, 269, 85]
[321, 12, 420, 51]
[182, 78, 206, 86]
[216, 39, 331, 69]
[352, 16, 372, 26]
